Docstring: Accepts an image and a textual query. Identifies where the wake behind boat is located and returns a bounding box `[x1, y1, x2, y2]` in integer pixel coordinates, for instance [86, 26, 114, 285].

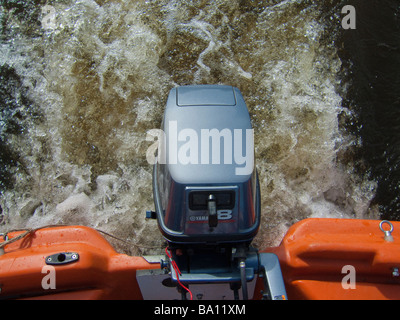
[1, 86, 398, 300]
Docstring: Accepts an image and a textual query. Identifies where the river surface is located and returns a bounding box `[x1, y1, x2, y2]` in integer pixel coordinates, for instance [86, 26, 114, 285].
[0, 0, 399, 254]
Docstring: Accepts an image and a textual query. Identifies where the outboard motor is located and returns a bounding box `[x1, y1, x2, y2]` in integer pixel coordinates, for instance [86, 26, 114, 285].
[154, 85, 260, 244]
[146, 85, 286, 300]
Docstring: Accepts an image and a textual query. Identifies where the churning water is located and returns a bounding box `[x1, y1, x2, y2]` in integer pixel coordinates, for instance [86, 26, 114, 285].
[0, 0, 398, 254]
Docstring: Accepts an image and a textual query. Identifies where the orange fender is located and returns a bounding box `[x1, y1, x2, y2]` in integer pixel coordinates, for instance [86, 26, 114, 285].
[263, 218, 400, 300]
[0, 226, 156, 299]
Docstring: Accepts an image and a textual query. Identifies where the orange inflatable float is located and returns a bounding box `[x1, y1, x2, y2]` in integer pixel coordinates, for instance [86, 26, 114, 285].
[0, 218, 399, 300]
[262, 218, 400, 300]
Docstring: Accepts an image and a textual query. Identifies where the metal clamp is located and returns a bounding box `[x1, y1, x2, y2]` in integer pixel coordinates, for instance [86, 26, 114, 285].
[259, 253, 287, 300]
[0, 233, 9, 241]
[46, 252, 79, 265]
[379, 220, 394, 242]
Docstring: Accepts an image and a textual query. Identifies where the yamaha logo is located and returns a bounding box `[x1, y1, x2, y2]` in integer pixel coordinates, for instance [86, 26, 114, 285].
[189, 215, 208, 222]
[189, 210, 233, 222]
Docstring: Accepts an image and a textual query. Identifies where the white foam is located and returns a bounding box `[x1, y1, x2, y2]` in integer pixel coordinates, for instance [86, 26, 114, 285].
[0, 0, 378, 253]
[55, 193, 93, 217]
